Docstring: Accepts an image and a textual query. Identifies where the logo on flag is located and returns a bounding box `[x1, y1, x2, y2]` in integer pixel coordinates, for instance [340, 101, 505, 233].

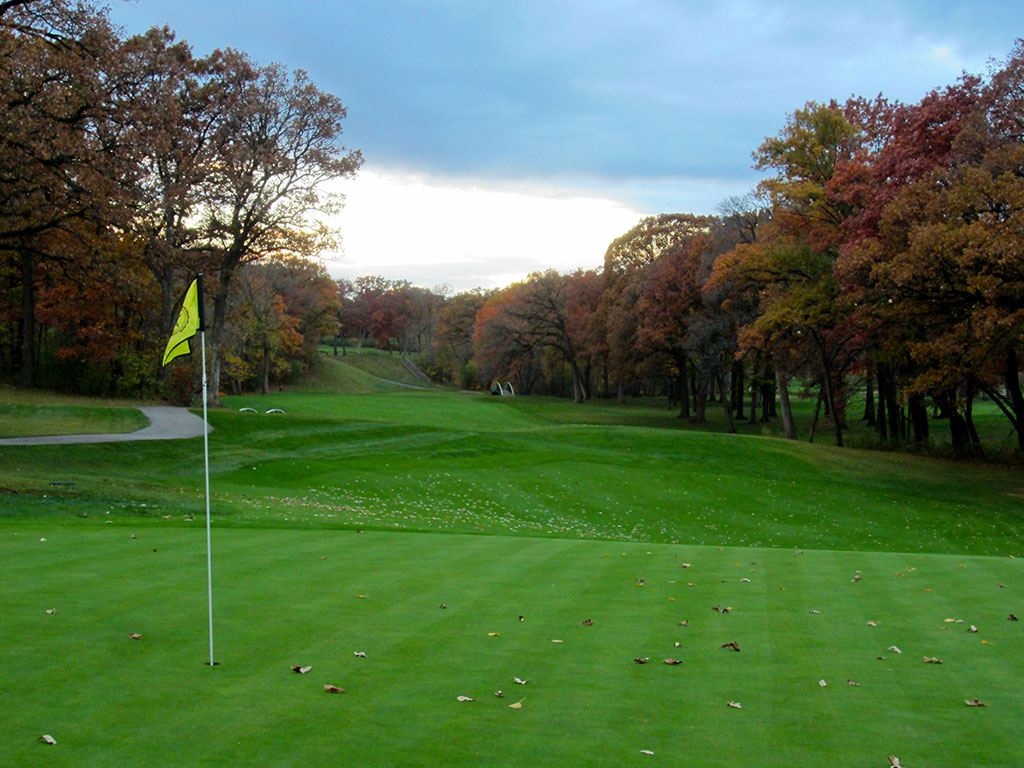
[163, 279, 201, 366]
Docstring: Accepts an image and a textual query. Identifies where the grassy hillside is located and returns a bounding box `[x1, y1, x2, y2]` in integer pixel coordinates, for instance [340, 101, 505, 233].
[291, 356, 408, 395]
[322, 349, 434, 388]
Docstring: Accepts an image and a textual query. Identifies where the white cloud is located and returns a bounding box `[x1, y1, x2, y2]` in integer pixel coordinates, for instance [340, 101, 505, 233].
[322, 167, 646, 291]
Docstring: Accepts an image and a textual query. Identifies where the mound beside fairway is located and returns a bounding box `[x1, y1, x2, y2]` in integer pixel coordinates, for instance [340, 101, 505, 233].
[1, 389, 1022, 766]
[3, 526, 1021, 767]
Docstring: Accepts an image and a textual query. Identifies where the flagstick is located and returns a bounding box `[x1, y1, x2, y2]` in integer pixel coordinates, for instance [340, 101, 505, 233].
[201, 328, 215, 666]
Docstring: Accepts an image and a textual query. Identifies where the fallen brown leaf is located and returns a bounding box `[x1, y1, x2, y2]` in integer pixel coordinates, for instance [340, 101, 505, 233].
[727, 701, 742, 709]
[923, 656, 943, 664]
[847, 679, 861, 687]
[818, 679, 827, 687]
[663, 658, 682, 665]
[964, 698, 987, 707]
[353, 651, 367, 658]
[888, 757, 901, 767]
[456, 695, 474, 702]
[721, 641, 740, 652]
[968, 625, 979, 633]
[128, 633, 142, 640]
[291, 665, 312, 674]
[513, 677, 530, 685]
[39, 735, 57, 745]
[324, 685, 345, 694]
[494, 690, 504, 698]
[678, 620, 689, 626]
[634, 657, 650, 664]
[581, 619, 593, 626]
[1009, 614, 1019, 621]
[45, 609, 57, 615]
[509, 701, 523, 709]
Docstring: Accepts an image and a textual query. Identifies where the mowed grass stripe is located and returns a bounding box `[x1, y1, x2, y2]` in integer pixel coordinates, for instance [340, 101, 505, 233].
[2, 525, 1022, 767]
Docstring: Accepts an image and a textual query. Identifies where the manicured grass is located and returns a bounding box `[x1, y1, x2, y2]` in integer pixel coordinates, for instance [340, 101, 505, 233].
[2, 388, 1022, 766]
[2, 523, 1021, 767]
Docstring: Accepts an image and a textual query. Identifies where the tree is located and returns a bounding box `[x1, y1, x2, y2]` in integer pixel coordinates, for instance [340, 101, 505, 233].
[750, 102, 868, 446]
[199, 53, 361, 404]
[112, 27, 226, 348]
[435, 289, 488, 386]
[0, 0, 120, 385]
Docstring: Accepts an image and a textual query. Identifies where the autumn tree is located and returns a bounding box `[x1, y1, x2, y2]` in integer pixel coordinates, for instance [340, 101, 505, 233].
[434, 289, 488, 386]
[601, 214, 715, 402]
[199, 53, 361, 404]
[112, 27, 227, 345]
[749, 101, 869, 446]
[0, 0, 120, 385]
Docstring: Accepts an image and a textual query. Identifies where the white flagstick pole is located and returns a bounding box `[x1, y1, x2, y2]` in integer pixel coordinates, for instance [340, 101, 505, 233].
[198, 276, 215, 667]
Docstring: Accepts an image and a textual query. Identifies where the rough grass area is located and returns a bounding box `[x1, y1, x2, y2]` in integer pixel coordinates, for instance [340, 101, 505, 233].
[325, 350, 434, 387]
[0, 397, 149, 438]
[2, 525, 1020, 767]
[291, 356, 406, 395]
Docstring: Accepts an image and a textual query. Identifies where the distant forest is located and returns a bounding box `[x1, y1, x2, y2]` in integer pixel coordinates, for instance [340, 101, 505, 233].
[1, 2, 1022, 458]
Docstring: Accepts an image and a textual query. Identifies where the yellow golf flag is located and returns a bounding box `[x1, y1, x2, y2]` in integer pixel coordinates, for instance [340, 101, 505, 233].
[162, 279, 200, 366]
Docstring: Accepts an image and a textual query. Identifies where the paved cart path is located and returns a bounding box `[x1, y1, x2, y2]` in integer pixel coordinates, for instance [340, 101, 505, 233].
[0, 406, 210, 446]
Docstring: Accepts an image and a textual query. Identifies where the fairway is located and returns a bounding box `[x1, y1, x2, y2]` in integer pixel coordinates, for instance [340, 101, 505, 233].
[2, 390, 1022, 767]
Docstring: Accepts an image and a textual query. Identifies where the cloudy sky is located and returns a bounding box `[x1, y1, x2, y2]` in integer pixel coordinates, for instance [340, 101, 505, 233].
[109, 0, 1024, 290]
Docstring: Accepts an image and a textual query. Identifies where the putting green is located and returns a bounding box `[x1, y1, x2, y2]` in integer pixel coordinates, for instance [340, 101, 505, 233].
[2, 522, 1021, 767]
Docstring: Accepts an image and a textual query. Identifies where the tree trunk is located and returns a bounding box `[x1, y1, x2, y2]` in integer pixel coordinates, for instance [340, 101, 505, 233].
[691, 367, 708, 423]
[568, 357, 586, 403]
[678, 365, 690, 419]
[965, 380, 982, 455]
[732, 361, 746, 420]
[875, 364, 888, 443]
[749, 363, 759, 421]
[760, 375, 774, 422]
[261, 338, 270, 395]
[947, 403, 971, 458]
[816, 337, 844, 448]
[776, 368, 797, 440]
[617, 379, 625, 405]
[19, 250, 37, 387]
[1005, 348, 1024, 452]
[908, 393, 928, 445]
[208, 268, 234, 408]
[722, 371, 736, 433]
[863, 370, 876, 426]
[808, 387, 823, 443]
[883, 366, 901, 442]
